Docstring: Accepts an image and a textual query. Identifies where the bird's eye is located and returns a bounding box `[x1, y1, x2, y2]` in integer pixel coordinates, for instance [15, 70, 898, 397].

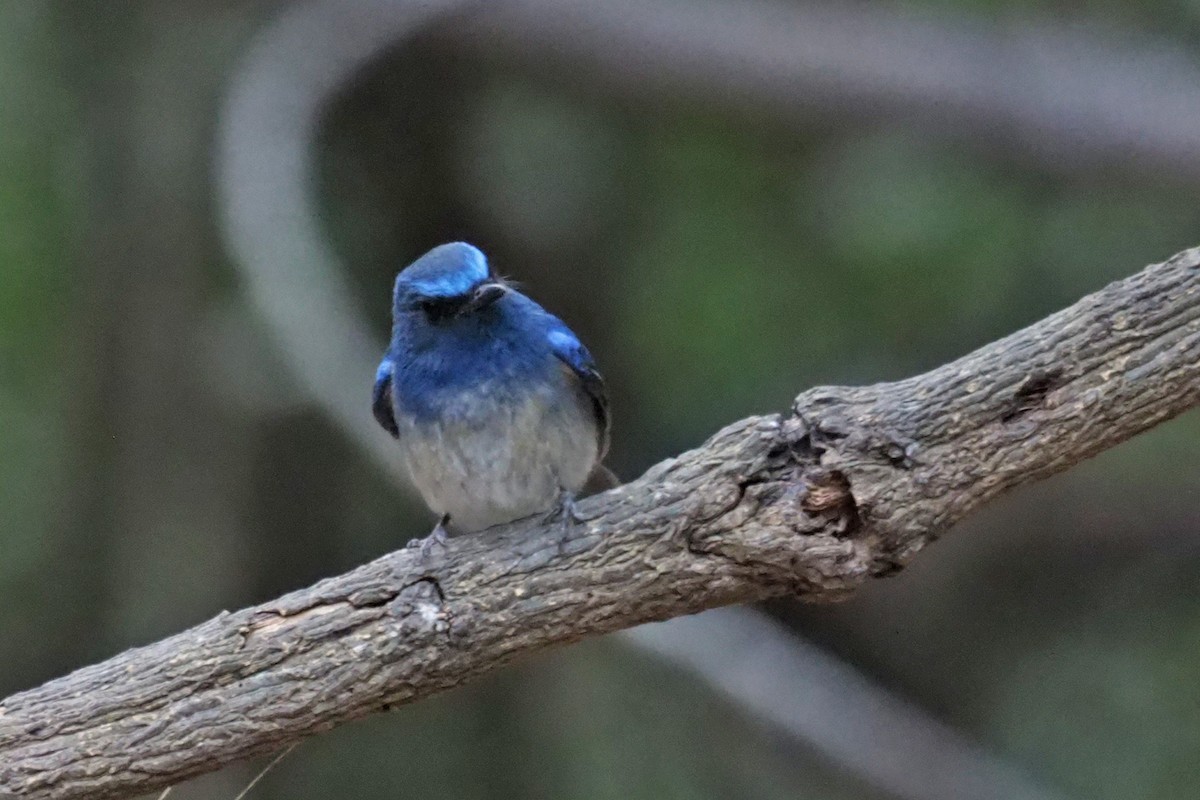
[415, 297, 456, 320]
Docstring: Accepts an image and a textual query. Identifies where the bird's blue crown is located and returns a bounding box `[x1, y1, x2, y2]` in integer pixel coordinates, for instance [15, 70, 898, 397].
[394, 241, 490, 306]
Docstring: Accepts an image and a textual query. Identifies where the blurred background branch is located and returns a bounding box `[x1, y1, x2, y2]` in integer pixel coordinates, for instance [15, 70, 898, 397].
[625, 608, 1069, 800]
[215, 4, 1200, 798]
[218, 0, 1200, 490]
[452, 0, 1200, 181]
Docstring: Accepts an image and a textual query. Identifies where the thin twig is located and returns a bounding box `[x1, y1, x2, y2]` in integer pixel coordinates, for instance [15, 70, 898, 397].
[231, 744, 297, 800]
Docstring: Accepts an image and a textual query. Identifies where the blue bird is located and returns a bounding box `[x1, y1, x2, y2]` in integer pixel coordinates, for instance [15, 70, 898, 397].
[373, 242, 615, 549]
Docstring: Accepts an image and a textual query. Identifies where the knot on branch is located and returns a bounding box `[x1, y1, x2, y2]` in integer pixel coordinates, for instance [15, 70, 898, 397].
[680, 415, 872, 599]
[788, 387, 940, 577]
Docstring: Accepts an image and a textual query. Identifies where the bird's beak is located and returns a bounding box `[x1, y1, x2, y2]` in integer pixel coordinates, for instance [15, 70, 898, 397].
[463, 280, 507, 314]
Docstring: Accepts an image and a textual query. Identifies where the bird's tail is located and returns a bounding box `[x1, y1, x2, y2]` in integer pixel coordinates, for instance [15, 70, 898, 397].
[582, 463, 620, 496]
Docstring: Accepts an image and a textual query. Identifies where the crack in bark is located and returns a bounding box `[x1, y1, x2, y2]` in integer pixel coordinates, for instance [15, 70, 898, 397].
[1002, 368, 1065, 422]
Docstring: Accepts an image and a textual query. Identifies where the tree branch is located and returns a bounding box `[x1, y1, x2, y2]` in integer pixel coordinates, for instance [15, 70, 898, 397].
[2, 246, 1198, 799]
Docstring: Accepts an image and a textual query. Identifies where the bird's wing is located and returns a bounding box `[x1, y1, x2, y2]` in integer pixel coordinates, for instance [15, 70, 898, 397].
[372, 359, 399, 438]
[547, 325, 611, 459]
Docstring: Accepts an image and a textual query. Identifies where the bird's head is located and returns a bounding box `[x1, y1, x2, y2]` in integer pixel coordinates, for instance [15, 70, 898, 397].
[392, 242, 508, 324]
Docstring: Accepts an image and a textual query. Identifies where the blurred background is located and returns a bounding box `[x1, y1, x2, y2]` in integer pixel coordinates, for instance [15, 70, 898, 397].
[2, 1, 1200, 798]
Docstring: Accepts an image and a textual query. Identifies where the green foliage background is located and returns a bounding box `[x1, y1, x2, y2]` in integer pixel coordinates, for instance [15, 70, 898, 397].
[1, 2, 1198, 798]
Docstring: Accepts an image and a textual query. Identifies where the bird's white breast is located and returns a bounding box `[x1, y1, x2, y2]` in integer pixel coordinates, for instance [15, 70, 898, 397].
[396, 382, 598, 532]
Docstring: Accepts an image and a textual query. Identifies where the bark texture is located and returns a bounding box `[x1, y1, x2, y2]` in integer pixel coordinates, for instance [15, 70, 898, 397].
[2, 247, 1199, 799]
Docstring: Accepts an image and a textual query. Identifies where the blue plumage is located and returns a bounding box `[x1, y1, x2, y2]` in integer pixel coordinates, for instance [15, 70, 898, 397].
[374, 242, 613, 540]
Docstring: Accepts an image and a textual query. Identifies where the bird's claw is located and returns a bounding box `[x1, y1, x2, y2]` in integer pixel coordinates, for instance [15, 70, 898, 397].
[543, 489, 592, 530]
[407, 516, 450, 559]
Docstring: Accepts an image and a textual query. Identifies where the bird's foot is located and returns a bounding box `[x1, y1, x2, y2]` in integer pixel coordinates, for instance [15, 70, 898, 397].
[543, 489, 593, 530]
[407, 515, 450, 559]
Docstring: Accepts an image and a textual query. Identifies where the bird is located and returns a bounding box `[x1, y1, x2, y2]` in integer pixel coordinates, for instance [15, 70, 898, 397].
[373, 242, 616, 551]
